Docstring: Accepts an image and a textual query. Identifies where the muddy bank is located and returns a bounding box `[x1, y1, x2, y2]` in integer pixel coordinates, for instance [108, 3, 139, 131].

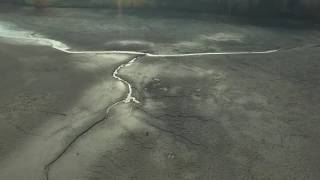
[43, 45, 320, 180]
[0, 41, 132, 180]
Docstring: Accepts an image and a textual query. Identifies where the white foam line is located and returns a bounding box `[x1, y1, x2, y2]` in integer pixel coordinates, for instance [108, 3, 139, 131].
[0, 35, 279, 57]
[145, 49, 279, 57]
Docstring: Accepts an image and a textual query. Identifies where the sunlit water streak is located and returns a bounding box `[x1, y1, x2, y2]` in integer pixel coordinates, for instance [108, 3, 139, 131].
[113, 56, 141, 104]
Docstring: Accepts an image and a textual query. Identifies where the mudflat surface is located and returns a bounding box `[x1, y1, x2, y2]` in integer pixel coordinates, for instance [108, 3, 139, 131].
[0, 6, 320, 180]
[0, 42, 132, 179]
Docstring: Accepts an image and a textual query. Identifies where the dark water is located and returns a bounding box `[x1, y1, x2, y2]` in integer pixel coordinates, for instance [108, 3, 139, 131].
[1, 0, 320, 20]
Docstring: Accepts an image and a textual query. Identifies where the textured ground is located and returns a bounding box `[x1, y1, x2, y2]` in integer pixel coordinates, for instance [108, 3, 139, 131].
[0, 6, 320, 180]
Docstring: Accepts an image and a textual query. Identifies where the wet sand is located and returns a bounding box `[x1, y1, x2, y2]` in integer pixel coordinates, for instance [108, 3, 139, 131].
[0, 7, 320, 180]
